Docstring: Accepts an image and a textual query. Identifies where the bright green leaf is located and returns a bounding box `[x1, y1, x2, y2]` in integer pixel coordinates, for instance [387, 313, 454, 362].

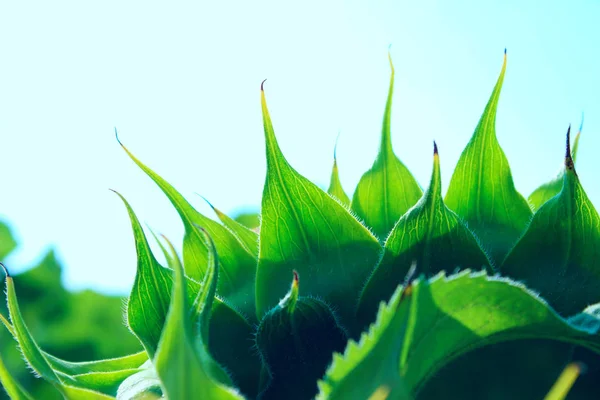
[116, 361, 162, 400]
[119, 136, 257, 319]
[0, 354, 34, 400]
[502, 129, 600, 316]
[255, 83, 382, 329]
[327, 139, 350, 206]
[528, 117, 583, 211]
[153, 238, 243, 400]
[203, 198, 259, 260]
[350, 54, 422, 240]
[445, 52, 532, 263]
[232, 212, 260, 231]
[318, 271, 600, 399]
[357, 144, 492, 327]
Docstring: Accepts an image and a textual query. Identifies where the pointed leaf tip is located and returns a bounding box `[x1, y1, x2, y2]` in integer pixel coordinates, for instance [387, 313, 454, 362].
[293, 269, 299, 286]
[0, 262, 9, 278]
[261, 79, 267, 91]
[565, 125, 575, 171]
[433, 141, 438, 155]
[504, 47, 507, 55]
[114, 127, 123, 146]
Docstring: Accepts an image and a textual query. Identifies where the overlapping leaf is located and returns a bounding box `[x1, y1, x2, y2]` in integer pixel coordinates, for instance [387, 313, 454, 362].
[502, 129, 600, 316]
[528, 118, 583, 211]
[351, 54, 422, 240]
[255, 83, 382, 328]
[153, 237, 242, 400]
[119, 138, 257, 319]
[1, 263, 131, 398]
[445, 52, 532, 263]
[357, 145, 492, 326]
[318, 271, 600, 400]
[0, 354, 33, 400]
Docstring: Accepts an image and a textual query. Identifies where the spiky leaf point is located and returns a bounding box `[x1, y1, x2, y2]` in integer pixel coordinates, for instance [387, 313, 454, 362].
[153, 236, 242, 400]
[528, 116, 583, 211]
[203, 196, 259, 259]
[118, 135, 257, 319]
[318, 271, 600, 399]
[256, 271, 348, 400]
[351, 53, 422, 240]
[357, 143, 492, 328]
[502, 126, 600, 316]
[445, 50, 532, 263]
[255, 82, 382, 329]
[327, 136, 351, 206]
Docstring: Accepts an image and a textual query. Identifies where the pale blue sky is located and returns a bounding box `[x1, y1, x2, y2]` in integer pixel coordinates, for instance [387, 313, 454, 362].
[0, 1, 598, 294]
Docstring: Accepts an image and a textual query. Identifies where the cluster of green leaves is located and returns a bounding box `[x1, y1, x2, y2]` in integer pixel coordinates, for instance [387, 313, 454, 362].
[1, 51, 599, 399]
[0, 221, 141, 399]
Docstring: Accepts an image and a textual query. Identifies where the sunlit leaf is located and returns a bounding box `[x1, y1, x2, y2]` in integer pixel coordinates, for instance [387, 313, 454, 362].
[445, 51, 532, 263]
[351, 54, 422, 240]
[255, 82, 382, 328]
[318, 271, 600, 399]
[119, 135, 257, 319]
[327, 138, 350, 206]
[0, 353, 34, 400]
[153, 237, 243, 400]
[116, 361, 162, 400]
[528, 116, 583, 211]
[203, 197, 259, 259]
[357, 144, 492, 327]
[502, 128, 600, 316]
[232, 212, 260, 231]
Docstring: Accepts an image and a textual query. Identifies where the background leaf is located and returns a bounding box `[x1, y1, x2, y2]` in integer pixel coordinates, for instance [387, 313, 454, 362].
[255, 84, 382, 329]
[444, 51, 532, 263]
[350, 54, 422, 240]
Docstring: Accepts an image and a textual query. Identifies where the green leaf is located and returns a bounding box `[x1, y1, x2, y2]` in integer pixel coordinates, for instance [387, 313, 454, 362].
[203, 198, 259, 260]
[327, 138, 350, 206]
[255, 83, 382, 329]
[153, 237, 243, 400]
[2, 263, 120, 399]
[114, 191, 175, 358]
[0, 353, 34, 400]
[502, 128, 600, 316]
[318, 271, 600, 399]
[444, 51, 532, 263]
[350, 54, 423, 240]
[357, 144, 492, 327]
[119, 136, 257, 319]
[528, 117, 583, 211]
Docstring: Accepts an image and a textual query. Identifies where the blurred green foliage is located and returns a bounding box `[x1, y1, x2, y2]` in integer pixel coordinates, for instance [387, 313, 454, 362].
[0, 220, 141, 399]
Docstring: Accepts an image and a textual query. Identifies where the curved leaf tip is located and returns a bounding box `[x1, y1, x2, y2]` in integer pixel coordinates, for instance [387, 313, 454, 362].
[565, 125, 575, 173]
[0, 261, 10, 277]
[261, 79, 267, 91]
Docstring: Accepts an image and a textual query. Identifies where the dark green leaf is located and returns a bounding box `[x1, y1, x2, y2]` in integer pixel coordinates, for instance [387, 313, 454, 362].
[502, 128, 600, 316]
[445, 52, 532, 263]
[350, 54, 422, 240]
[357, 144, 492, 327]
[318, 271, 600, 399]
[255, 83, 382, 329]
